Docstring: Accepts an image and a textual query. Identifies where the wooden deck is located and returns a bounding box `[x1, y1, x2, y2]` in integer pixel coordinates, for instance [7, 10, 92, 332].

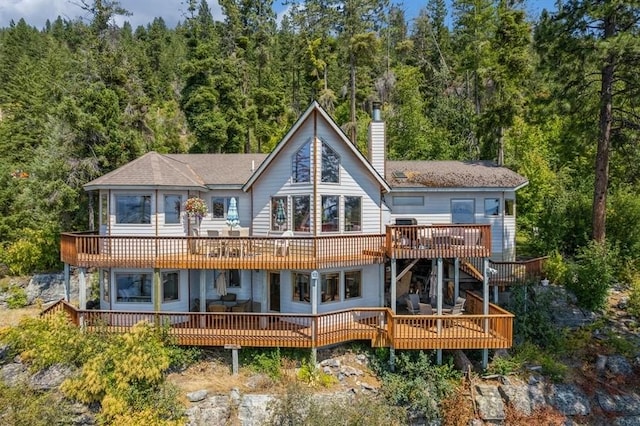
[60, 225, 492, 270]
[42, 292, 513, 351]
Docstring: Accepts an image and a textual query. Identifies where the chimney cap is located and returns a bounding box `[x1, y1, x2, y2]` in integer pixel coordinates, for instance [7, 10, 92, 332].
[372, 101, 382, 122]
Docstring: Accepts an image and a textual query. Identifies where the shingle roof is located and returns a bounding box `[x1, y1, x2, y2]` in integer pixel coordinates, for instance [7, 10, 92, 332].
[83, 152, 269, 190]
[386, 160, 528, 189]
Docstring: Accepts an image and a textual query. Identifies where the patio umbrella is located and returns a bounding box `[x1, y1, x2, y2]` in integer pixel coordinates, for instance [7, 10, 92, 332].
[275, 199, 286, 230]
[226, 197, 239, 229]
[216, 271, 228, 296]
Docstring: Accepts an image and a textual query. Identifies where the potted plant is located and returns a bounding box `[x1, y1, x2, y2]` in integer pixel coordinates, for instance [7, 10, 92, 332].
[185, 197, 208, 232]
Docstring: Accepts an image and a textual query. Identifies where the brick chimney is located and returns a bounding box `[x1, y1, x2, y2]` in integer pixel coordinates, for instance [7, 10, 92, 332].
[368, 101, 385, 178]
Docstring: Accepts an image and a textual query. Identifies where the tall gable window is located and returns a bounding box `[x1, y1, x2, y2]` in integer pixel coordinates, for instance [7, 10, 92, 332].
[321, 195, 339, 232]
[344, 196, 362, 232]
[292, 139, 311, 183]
[116, 195, 151, 224]
[321, 141, 340, 183]
[293, 195, 310, 232]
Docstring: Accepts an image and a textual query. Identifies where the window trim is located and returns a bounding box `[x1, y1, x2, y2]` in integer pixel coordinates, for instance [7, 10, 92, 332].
[292, 195, 311, 233]
[321, 140, 340, 184]
[115, 271, 153, 304]
[320, 272, 341, 304]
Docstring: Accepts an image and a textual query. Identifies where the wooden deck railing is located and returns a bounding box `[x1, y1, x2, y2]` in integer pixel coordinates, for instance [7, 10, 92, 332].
[60, 232, 386, 270]
[489, 256, 548, 285]
[386, 224, 492, 259]
[42, 299, 512, 351]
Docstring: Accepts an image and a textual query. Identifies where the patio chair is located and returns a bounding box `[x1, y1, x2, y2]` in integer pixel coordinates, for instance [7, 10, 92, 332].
[206, 230, 223, 257]
[274, 230, 294, 256]
[442, 297, 466, 315]
[407, 293, 432, 315]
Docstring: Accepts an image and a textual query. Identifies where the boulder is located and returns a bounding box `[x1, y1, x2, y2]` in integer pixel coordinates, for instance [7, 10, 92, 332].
[30, 363, 75, 390]
[475, 385, 505, 422]
[547, 384, 591, 416]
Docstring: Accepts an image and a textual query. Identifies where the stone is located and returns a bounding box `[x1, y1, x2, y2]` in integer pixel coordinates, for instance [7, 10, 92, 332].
[597, 392, 640, 415]
[548, 384, 591, 416]
[499, 384, 532, 416]
[0, 363, 29, 386]
[596, 355, 608, 374]
[186, 389, 208, 402]
[0, 344, 9, 363]
[237, 394, 276, 426]
[186, 395, 231, 426]
[29, 363, 75, 390]
[319, 358, 340, 368]
[607, 355, 634, 376]
[341, 365, 363, 377]
[355, 354, 368, 365]
[613, 416, 640, 426]
[475, 385, 505, 421]
[528, 383, 548, 410]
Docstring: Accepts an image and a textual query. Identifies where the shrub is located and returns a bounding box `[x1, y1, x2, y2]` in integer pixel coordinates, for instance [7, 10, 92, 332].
[6, 285, 28, 309]
[543, 250, 568, 285]
[513, 342, 567, 382]
[0, 381, 73, 426]
[1, 227, 60, 275]
[508, 285, 563, 349]
[628, 275, 640, 318]
[565, 241, 617, 311]
[297, 360, 336, 388]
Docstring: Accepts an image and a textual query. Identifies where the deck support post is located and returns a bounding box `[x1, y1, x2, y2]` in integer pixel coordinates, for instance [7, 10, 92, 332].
[311, 271, 318, 364]
[225, 345, 240, 375]
[454, 258, 460, 300]
[436, 258, 443, 333]
[64, 263, 70, 302]
[389, 347, 395, 372]
[482, 258, 490, 369]
[78, 267, 87, 310]
[390, 258, 397, 313]
[437, 349, 442, 365]
[153, 269, 161, 312]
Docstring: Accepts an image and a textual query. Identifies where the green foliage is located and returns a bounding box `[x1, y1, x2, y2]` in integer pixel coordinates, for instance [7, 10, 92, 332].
[2, 227, 61, 275]
[486, 355, 522, 376]
[627, 273, 640, 318]
[512, 342, 568, 382]
[375, 351, 461, 422]
[0, 312, 93, 370]
[508, 285, 563, 349]
[0, 381, 73, 426]
[543, 250, 568, 285]
[297, 359, 337, 388]
[5, 285, 28, 309]
[607, 188, 640, 270]
[565, 241, 617, 312]
[242, 347, 284, 380]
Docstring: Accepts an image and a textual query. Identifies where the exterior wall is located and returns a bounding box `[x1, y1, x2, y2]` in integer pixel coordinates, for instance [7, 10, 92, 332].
[251, 115, 384, 236]
[387, 189, 518, 260]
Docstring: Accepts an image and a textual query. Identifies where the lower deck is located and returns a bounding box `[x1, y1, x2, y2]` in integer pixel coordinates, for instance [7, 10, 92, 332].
[43, 292, 513, 351]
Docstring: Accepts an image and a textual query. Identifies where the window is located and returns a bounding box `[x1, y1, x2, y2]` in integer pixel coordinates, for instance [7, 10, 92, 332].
[484, 198, 500, 216]
[451, 199, 475, 224]
[505, 199, 515, 216]
[271, 197, 288, 231]
[345, 271, 361, 299]
[292, 140, 311, 183]
[292, 272, 310, 303]
[344, 196, 362, 232]
[164, 195, 182, 224]
[102, 269, 110, 302]
[321, 272, 340, 303]
[211, 197, 238, 219]
[228, 269, 241, 287]
[293, 195, 311, 232]
[321, 141, 340, 183]
[115, 273, 152, 303]
[321, 195, 339, 232]
[115, 195, 151, 224]
[392, 196, 424, 206]
[162, 271, 179, 302]
[100, 194, 108, 226]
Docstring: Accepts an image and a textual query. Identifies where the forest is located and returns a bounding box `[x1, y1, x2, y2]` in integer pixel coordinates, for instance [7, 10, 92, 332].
[0, 0, 639, 296]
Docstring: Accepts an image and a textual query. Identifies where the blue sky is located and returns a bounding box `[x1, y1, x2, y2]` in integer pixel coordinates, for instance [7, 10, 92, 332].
[0, 0, 559, 30]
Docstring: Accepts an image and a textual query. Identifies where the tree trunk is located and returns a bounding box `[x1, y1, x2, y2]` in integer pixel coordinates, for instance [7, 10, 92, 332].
[349, 50, 357, 144]
[592, 15, 616, 243]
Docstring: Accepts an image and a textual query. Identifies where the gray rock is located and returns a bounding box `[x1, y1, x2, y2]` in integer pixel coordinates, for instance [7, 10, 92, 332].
[607, 355, 634, 376]
[186, 395, 231, 426]
[528, 383, 548, 410]
[320, 358, 340, 368]
[0, 362, 29, 386]
[26, 273, 75, 304]
[355, 354, 368, 365]
[475, 385, 505, 421]
[597, 392, 640, 415]
[0, 344, 9, 363]
[341, 365, 363, 377]
[548, 384, 591, 416]
[596, 355, 608, 374]
[613, 416, 640, 426]
[237, 394, 276, 426]
[30, 363, 75, 390]
[499, 384, 532, 415]
[186, 389, 208, 402]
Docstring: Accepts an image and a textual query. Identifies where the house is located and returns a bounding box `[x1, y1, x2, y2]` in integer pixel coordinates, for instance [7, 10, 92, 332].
[58, 101, 531, 364]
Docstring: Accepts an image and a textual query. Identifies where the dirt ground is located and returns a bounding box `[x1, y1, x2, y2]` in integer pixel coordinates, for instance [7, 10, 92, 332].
[0, 305, 40, 328]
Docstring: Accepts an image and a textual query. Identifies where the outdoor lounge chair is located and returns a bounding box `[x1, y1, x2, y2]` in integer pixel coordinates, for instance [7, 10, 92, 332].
[407, 293, 432, 315]
[274, 230, 293, 256]
[442, 297, 466, 315]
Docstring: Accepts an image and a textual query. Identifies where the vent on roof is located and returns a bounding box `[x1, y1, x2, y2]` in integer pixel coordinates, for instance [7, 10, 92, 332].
[392, 171, 407, 179]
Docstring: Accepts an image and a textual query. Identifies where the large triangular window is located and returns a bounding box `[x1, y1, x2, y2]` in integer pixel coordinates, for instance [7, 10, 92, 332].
[321, 141, 340, 183]
[292, 139, 311, 183]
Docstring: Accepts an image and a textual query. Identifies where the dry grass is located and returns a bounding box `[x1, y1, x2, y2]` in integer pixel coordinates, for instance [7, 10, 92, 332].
[0, 305, 40, 327]
[504, 404, 567, 426]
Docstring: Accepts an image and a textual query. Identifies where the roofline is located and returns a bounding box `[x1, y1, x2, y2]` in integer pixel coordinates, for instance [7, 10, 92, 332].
[83, 184, 208, 191]
[243, 101, 391, 193]
[389, 186, 526, 193]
